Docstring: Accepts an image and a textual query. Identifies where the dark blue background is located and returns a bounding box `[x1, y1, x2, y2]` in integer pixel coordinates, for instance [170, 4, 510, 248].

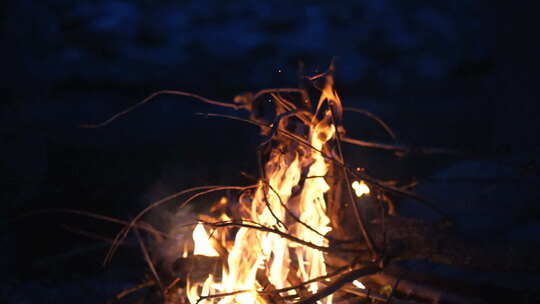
[1, 1, 537, 303]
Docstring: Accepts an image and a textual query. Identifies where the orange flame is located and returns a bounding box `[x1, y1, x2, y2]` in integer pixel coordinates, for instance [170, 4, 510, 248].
[187, 73, 344, 304]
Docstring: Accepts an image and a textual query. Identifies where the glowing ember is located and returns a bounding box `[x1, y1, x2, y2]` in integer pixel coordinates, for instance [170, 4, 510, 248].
[352, 280, 366, 289]
[352, 180, 370, 198]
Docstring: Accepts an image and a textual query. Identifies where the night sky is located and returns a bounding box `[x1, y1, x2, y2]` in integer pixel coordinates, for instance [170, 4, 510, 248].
[1, 1, 537, 303]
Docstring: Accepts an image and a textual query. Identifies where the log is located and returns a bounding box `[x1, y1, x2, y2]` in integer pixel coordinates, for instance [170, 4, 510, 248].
[370, 217, 540, 273]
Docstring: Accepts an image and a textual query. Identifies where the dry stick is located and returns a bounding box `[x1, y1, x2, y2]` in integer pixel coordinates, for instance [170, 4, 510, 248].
[259, 109, 313, 147]
[330, 105, 378, 262]
[199, 220, 361, 254]
[178, 185, 258, 210]
[263, 180, 329, 240]
[134, 228, 164, 297]
[195, 289, 251, 304]
[80, 90, 241, 128]
[270, 265, 350, 294]
[116, 280, 156, 300]
[252, 88, 308, 104]
[295, 265, 381, 304]
[106, 185, 255, 265]
[201, 113, 452, 220]
[61, 225, 130, 246]
[29, 208, 169, 239]
[165, 278, 180, 293]
[344, 107, 397, 141]
[252, 113, 361, 243]
[106, 185, 222, 264]
[340, 287, 420, 304]
[196, 265, 351, 303]
[80, 88, 450, 220]
[341, 136, 462, 156]
[80, 88, 306, 129]
[257, 149, 288, 230]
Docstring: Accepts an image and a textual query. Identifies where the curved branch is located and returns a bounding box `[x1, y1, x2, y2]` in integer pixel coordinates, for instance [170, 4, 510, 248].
[344, 107, 397, 141]
[105, 185, 256, 264]
[81, 90, 242, 128]
[201, 113, 452, 220]
[199, 220, 362, 254]
[341, 136, 463, 156]
[295, 265, 381, 304]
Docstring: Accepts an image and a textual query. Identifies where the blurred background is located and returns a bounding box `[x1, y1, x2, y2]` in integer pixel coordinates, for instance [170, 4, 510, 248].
[1, 1, 537, 303]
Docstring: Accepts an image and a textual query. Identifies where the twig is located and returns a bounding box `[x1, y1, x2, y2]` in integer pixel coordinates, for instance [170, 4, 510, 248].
[199, 220, 361, 254]
[134, 228, 164, 297]
[106, 185, 256, 265]
[257, 149, 288, 230]
[201, 113, 453, 221]
[61, 225, 129, 245]
[270, 265, 350, 294]
[178, 185, 258, 209]
[195, 289, 251, 304]
[259, 109, 313, 146]
[195, 265, 351, 303]
[341, 136, 462, 156]
[263, 179, 332, 240]
[330, 104, 378, 261]
[341, 287, 420, 304]
[165, 278, 180, 293]
[295, 265, 381, 304]
[81, 90, 241, 128]
[115, 280, 156, 300]
[252, 88, 308, 105]
[20, 208, 167, 239]
[344, 107, 397, 141]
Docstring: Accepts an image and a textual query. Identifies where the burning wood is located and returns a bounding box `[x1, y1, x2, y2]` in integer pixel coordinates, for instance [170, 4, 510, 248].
[79, 65, 538, 304]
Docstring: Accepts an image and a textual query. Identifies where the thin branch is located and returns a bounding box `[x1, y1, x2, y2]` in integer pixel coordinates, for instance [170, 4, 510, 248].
[329, 103, 378, 261]
[295, 265, 381, 304]
[196, 266, 352, 303]
[178, 185, 258, 209]
[344, 107, 397, 141]
[252, 88, 308, 104]
[61, 225, 130, 246]
[199, 220, 361, 254]
[263, 180, 328, 240]
[196, 289, 251, 304]
[134, 228, 164, 297]
[341, 136, 463, 156]
[257, 149, 288, 230]
[259, 109, 313, 147]
[81, 90, 241, 128]
[340, 287, 420, 304]
[260, 165, 357, 244]
[26, 208, 168, 239]
[106, 185, 221, 264]
[165, 278, 180, 293]
[106, 185, 255, 265]
[115, 280, 156, 300]
[201, 113, 452, 221]
[271, 265, 350, 294]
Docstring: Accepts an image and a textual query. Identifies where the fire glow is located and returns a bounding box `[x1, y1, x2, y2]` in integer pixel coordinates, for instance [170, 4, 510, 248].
[184, 73, 370, 304]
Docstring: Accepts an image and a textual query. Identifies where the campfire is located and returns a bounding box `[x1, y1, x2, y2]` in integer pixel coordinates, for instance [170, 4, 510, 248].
[183, 71, 360, 304]
[94, 67, 385, 303]
[81, 64, 529, 304]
